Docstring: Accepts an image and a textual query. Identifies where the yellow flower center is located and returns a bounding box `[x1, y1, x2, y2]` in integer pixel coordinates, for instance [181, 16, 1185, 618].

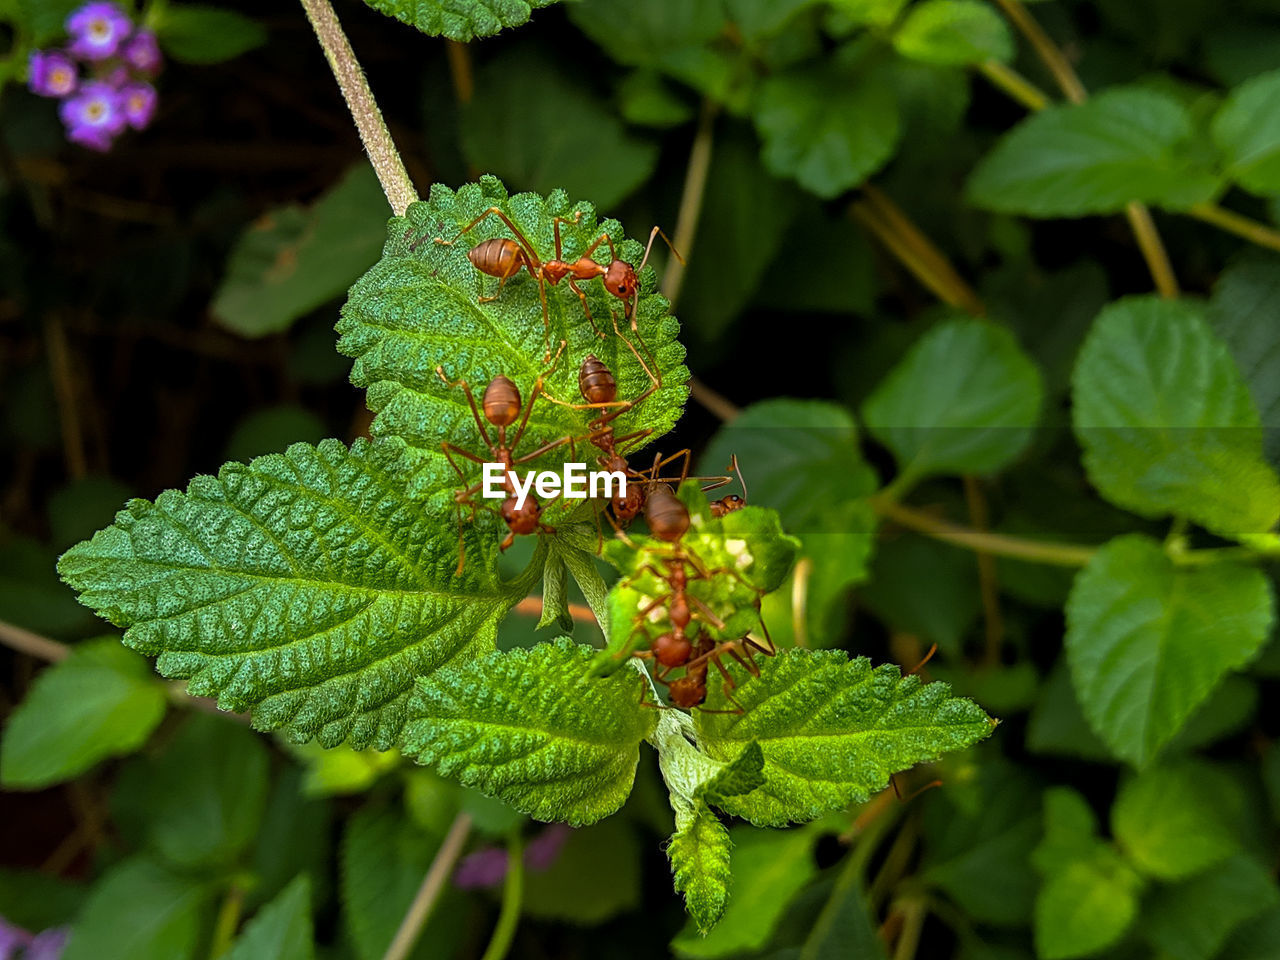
[90, 19, 110, 39]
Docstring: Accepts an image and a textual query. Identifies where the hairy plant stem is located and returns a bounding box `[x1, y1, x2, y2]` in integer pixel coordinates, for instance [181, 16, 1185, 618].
[479, 830, 525, 960]
[382, 812, 474, 960]
[298, 0, 417, 215]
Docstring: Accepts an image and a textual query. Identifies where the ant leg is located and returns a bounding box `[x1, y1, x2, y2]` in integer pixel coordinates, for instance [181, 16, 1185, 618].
[688, 595, 727, 632]
[568, 279, 605, 338]
[698, 655, 745, 715]
[438, 207, 544, 269]
[476, 274, 509, 304]
[436, 369, 496, 449]
[609, 306, 662, 392]
[551, 212, 586, 260]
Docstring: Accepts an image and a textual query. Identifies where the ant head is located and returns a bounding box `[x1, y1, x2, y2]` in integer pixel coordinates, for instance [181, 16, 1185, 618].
[501, 495, 541, 534]
[710, 494, 746, 518]
[603, 260, 637, 302]
[668, 676, 707, 709]
[482, 375, 522, 427]
[613, 485, 643, 521]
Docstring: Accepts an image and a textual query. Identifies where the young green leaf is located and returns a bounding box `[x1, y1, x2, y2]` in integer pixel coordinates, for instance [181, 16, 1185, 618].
[754, 49, 901, 198]
[402, 639, 657, 826]
[155, 5, 266, 64]
[61, 858, 210, 960]
[1066, 535, 1273, 767]
[667, 802, 734, 935]
[1212, 69, 1280, 196]
[1072, 296, 1280, 537]
[222, 874, 314, 960]
[0, 637, 166, 789]
[694, 650, 995, 826]
[337, 176, 689, 513]
[1143, 855, 1280, 960]
[1111, 759, 1244, 879]
[862, 319, 1043, 483]
[361, 0, 561, 41]
[59, 438, 521, 749]
[967, 88, 1221, 216]
[213, 166, 388, 338]
[893, 0, 1014, 66]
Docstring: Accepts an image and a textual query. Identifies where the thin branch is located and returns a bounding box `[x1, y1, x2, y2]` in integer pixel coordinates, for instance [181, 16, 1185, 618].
[660, 98, 718, 311]
[479, 830, 525, 960]
[963, 476, 1005, 666]
[688, 377, 741, 421]
[444, 40, 474, 104]
[0, 619, 70, 662]
[382, 812, 474, 960]
[975, 59, 1050, 111]
[1124, 202, 1179, 299]
[45, 314, 88, 479]
[298, 0, 417, 216]
[1187, 202, 1280, 254]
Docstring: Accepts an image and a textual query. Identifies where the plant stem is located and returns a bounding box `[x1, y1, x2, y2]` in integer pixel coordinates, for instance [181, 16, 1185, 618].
[963, 476, 1005, 666]
[890, 897, 928, 960]
[0, 619, 70, 662]
[298, 0, 417, 216]
[382, 812, 473, 960]
[45, 314, 87, 479]
[479, 830, 525, 960]
[976, 59, 1050, 111]
[209, 883, 246, 960]
[662, 98, 718, 311]
[871, 496, 1097, 567]
[991, 0, 1179, 297]
[1187, 202, 1280, 253]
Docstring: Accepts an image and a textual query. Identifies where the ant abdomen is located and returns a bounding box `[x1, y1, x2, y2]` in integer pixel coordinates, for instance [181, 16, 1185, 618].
[578, 354, 618, 404]
[482, 375, 522, 427]
[468, 237, 525, 280]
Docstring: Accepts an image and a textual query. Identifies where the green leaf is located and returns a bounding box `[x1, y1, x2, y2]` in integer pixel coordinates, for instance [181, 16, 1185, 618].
[1144, 855, 1280, 960]
[59, 438, 517, 749]
[248, 767, 332, 911]
[617, 71, 696, 129]
[861, 533, 980, 657]
[223, 875, 314, 960]
[967, 88, 1221, 216]
[520, 818, 642, 924]
[286, 741, 400, 798]
[156, 5, 267, 64]
[360, 0, 559, 40]
[566, 0, 727, 69]
[62, 858, 209, 960]
[828, 0, 910, 28]
[1221, 907, 1280, 960]
[694, 649, 995, 826]
[1065, 534, 1273, 767]
[112, 714, 269, 868]
[668, 802, 733, 934]
[402, 639, 657, 826]
[1209, 252, 1280, 464]
[213, 167, 388, 338]
[15, 0, 84, 45]
[338, 177, 689, 512]
[1212, 69, 1280, 195]
[1, 637, 166, 789]
[754, 49, 901, 198]
[862, 319, 1043, 482]
[893, 0, 1014, 66]
[700, 740, 765, 805]
[1071, 296, 1280, 537]
[1034, 848, 1141, 960]
[671, 825, 818, 958]
[1111, 759, 1244, 879]
[461, 46, 658, 212]
[1025, 660, 1122, 763]
[0, 869, 86, 932]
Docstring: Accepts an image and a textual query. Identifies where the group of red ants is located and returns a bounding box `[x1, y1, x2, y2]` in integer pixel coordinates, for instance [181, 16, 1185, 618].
[416, 206, 776, 714]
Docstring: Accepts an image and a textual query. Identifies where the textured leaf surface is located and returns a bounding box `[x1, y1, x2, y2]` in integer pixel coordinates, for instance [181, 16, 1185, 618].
[1212, 69, 1280, 196]
[62, 858, 209, 960]
[402, 639, 657, 825]
[862, 319, 1043, 482]
[1066, 535, 1273, 767]
[1072, 296, 1280, 537]
[1111, 759, 1244, 879]
[667, 803, 733, 935]
[223, 875, 314, 960]
[695, 650, 995, 826]
[59, 439, 518, 749]
[338, 177, 688, 517]
[893, 0, 1014, 65]
[361, 0, 560, 40]
[0, 637, 166, 789]
[213, 166, 387, 338]
[754, 51, 901, 198]
[967, 88, 1221, 215]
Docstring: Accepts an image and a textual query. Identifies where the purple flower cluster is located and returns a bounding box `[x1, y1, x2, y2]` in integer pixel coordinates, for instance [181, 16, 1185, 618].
[27, 2, 161, 151]
[0, 916, 68, 960]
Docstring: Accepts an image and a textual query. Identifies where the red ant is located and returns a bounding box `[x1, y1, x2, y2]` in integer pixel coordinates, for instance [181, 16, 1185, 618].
[432, 207, 678, 361]
[435, 344, 570, 574]
[709, 454, 748, 518]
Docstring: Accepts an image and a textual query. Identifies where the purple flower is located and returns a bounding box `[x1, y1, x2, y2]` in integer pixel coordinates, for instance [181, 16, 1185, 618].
[0, 916, 31, 960]
[24, 927, 69, 960]
[66, 2, 132, 61]
[27, 50, 79, 98]
[59, 81, 126, 151]
[120, 82, 157, 130]
[524, 823, 571, 871]
[453, 848, 509, 890]
[121, 30, 162, 75]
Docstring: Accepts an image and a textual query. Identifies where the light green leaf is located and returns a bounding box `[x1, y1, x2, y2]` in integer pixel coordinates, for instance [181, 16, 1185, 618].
[59, 438, 520, 749]
[862, 319, 1043, 482]
[287, 742, 400, 798]
[754, 50, 901, 198]
[893, 0, 1014, 66]
[1111, 759, 1244, 879]
[695, 649, 995, 826]
[402, 639, 657, 826]
[1212, 69, 1280, 196]
[967, 88, 1221, 216]
[1, 637, 166, 789]
[617, 71, 696, 129]
[361, 0, 560, 40]
[338, 177, 689, 514]
[828, 0, 910, 28]
[156, 5, 266, 64]
[671, 826, 818, 958]
[461, 46, 657, 212]
[1066, 535, 1273, 767]
[667, 802, 733, 935]
[213, 167, 388, 338]
[566, 0, 726, 69]
[1071, 296, 1280, 537]
[223, 875, 314, 960]
[700, 740, 765, 805]
[1034, 848, 1141, 960]
[1144, 855, 1280, 960]
[62, 858, 209, 960]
